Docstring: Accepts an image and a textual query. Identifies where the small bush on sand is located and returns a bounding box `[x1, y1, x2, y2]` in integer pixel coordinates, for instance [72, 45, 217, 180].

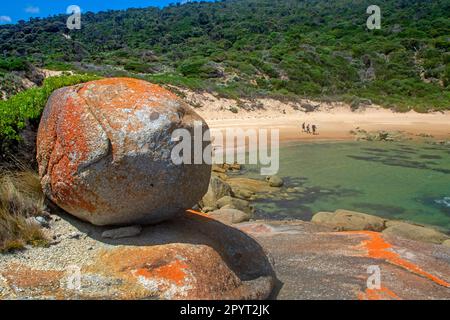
[0, 169, 47, 253]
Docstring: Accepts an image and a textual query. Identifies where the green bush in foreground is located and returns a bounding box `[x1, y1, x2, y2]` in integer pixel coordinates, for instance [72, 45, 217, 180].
[0, 74, 100, 143]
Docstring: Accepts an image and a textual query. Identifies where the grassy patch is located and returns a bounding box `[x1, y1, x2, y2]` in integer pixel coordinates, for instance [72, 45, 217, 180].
[0, 169, 47, 253]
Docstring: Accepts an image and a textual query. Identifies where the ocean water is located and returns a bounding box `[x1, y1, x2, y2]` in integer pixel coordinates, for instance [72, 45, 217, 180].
[238, 141, 450, 231]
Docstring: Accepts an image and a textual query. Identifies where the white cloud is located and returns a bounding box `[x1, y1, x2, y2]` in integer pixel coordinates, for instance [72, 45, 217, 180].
[25, 6, 40, 14]
[0, 16, 12, 23]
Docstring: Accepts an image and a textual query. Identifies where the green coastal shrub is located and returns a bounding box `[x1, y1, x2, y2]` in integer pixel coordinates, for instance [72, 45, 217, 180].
[0, 58, 28, 72]
[178, 58, 219, 78]
[124, 61, 154, 73]
[0, 74, 100, 143]
[1, 0, 447, 111]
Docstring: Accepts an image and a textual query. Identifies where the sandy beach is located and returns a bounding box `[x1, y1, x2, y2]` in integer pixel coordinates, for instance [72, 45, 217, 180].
[203, 109, 450, 143]
[187, 90, 450, 143]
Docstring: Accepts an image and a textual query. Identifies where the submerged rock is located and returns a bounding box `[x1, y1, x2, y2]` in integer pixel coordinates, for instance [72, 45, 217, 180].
[351, 129, 407, 142]
[267, 175, 284, 187]
[37, 78, 211, 226]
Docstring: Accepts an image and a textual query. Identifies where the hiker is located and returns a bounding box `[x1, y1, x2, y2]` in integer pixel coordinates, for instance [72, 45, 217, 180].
[312, 124, 317, 135]
[302, 122, 306, 132]
[306, 124, 311, 134]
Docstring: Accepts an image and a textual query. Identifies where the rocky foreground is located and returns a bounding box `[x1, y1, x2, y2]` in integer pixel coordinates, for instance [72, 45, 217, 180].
[1, 77, 448, 300]
[241, 220, 450, 299]
[0, 208, 449, 300]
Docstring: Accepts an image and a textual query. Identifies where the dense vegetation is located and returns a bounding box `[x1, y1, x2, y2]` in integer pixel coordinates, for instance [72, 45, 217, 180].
[0, 74, 99, 143]
[0, 0, 449, 112]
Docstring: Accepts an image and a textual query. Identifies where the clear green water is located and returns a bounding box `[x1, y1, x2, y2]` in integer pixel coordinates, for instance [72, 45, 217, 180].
[240, 141, 450, 231]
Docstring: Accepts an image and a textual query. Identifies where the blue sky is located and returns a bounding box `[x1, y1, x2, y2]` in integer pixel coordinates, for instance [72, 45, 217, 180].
[0, 1, 202, 24]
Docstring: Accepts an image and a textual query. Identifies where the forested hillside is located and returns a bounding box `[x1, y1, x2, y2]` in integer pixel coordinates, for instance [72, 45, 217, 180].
[0, 0, 449, 111]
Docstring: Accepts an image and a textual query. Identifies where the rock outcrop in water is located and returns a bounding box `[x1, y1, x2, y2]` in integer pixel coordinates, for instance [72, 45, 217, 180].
[37, 78, 211, 226]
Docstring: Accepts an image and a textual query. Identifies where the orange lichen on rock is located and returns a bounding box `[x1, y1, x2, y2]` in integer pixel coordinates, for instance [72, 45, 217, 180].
[36, 77, 211, 226]
[134, 259, 189, 285]
[78, 77, 178, 107]
[340, 231, 450, 288]
[358, 286, 401, 300]
[1, 264, 64, 293]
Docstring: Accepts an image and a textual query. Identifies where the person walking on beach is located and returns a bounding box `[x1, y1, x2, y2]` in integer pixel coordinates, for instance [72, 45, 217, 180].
[312, 124, 317, 135]
[302, 122, 306, 132]
[306, 124, 311, 134]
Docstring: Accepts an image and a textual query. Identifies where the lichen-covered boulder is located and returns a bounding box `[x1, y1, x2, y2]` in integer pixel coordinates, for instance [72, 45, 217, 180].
[37, 78, 211, 225]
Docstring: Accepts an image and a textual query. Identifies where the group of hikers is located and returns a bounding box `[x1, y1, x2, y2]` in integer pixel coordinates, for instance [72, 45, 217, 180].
[301, 122, 318, 135]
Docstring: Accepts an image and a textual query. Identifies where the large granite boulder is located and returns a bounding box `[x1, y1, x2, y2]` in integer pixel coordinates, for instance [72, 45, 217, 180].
[37, 78, 211, 226]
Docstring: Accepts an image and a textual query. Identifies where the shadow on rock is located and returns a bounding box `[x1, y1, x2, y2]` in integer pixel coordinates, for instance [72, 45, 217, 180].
[51, 207, 280, 299]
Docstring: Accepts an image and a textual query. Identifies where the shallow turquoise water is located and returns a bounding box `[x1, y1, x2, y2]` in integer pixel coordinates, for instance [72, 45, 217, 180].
[240, 141, 450, 231]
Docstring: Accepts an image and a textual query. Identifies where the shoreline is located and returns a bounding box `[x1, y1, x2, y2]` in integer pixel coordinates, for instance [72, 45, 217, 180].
[194, 100, 450, 143]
